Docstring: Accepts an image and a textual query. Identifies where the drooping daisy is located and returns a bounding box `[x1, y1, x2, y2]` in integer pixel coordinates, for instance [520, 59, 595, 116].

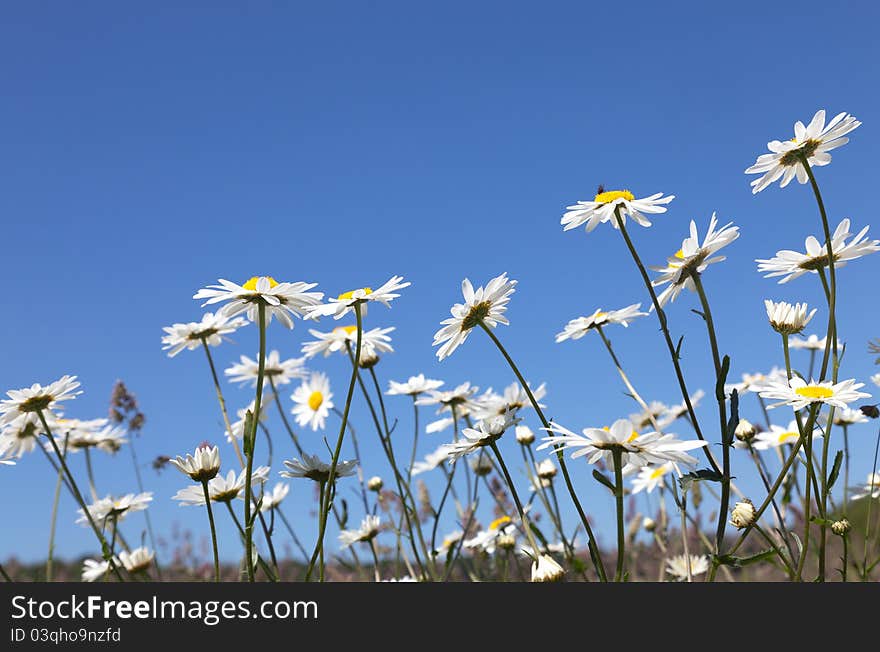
[225, 350, 308, 387]
[82, 558, 113, 582]
[306, 276, 410, 320]
[169, 444, 221, 482]
[555, 304, 647, 342]
[756, 218, 880, 284]
[752, 420, 820, 450]
[386, 374, 444, 397]
[561, 188, 674, 233]
[117, 547, 155, 574]
[0, 376, 81, 427]
[194, 276, 323, 329]
[666, 554, 709, 581]
[279, 453, 357, 483]
[338, 515, 381, 548]
[77, 492, 153, 525]
[535, 458, 557, 481]
[257, 482, 290, 511]
[764, 300, 817, 335]
[631, 462, 674, 494]
[745, 109, 860, 193]
[538, 418, 707, 471]
[651, 213, 740, 308]
[759, 377, 870, 411]
[433, 273, 517, 361]
[161, 311, 247, 357]
[851, 472, 880, 501]
[301, 325, 395, 360]
[411, 446, 452, 476]
[173, 467, 270, 505]
[290, 372, 333, 431]
[444, 411, 520, 462]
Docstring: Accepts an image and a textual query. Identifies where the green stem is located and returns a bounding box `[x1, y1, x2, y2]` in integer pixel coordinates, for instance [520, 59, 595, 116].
[201, 480, 221, 582]
[127, 436, 162, 580]
[276, 506, 310, 562]
[843, 425, 850, 512]
[0, 563, 12, 582]
[46, 433, 69, 581]
[84, 447, 98, 502]
[243, 302, 267, 583]
[408, 397, 420, 484]
[478, 320, 607, 582]
[842, 535, 848, 582]
[862, 424, 880, 581]
[488, 442, 541, 560]
[596, 325, 662, 431]
[612, 449, 627, 582]
[369, 539, 382, 582]
[201, 338, 245, 468]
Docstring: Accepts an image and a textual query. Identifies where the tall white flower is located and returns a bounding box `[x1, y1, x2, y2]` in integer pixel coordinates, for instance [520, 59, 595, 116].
[173, 467, 269, 505]
[339, 515, 381, 548]
[531, 554, 564, 582]
[306, 276, 409, 320]
[433, 273, 517, 360]
[472, 382, 546, 419]
[756, 219, 880, 284]
[830, 408, 868, 426]
[0, 414, 43, 457]
[0, 376, 81, 427]
[301, 326, 395, 359]
[169, 445, 221, 482]
[258, 482, 290, 511]
[556, 304, 647, 342]
[759, 377, 870, 411]
[280, 454, 357, 483]
[724, 368, 788, 396]
[225, 350, 308, 387]
[651, 213, 740, 308]
[161, 312, 247, 357]
[417, 382, 481, 433]
[194, 276, 323, 329]
[764, 300, 817, 335]
[410, 446, 451, 476]
[789, 334, 835, 351]
[82, 558, 113, 582]
[227, 399, 269, 442]
[851, 472, 880, 501]
[444, 411, 520, 461]
[562, 188, 674, 233]
[751, 420, 820, 450]
[631, 462, 674, 494]
[745, 109, 860, 193]
[77, 492, 153, 525]
[666, 554, 709, 581]
[291, 372, 333, 431]
[386, 374, 444, 397]
[117, 547, 155, 574]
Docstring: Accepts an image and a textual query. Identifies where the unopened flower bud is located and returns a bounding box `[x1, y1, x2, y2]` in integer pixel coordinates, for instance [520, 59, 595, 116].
[497, 533, 516, 550]
[531, 554, 564, 583]
[729, 499, 756, 529]
[358, 352, 380, 369]
[515, 425, 535, 445]
[831, 518, 851, 536]
[734, 419, 757, 443]
[642, 517, 657, 532]
[367, 476, 383, 492]
[536, 459, 557, 480]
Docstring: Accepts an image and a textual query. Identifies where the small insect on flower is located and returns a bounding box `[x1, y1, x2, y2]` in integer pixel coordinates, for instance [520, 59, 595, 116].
[561, 186, 674, 233]
[306, 276, 410, 320]
[745, 109, 860, 193]
[433, 273, 517, 361]
[194, 276, 323, 329]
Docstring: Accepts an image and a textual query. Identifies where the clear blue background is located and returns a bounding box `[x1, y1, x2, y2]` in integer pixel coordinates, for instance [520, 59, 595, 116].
[2, 0, 879, 567]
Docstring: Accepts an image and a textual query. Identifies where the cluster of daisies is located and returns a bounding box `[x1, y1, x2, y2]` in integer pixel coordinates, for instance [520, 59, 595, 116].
[3, 108, 880, 583]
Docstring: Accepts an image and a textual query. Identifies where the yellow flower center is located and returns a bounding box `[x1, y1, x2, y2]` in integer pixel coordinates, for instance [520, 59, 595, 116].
[627, 430, 640, 442]
[489, 515, 511, 531]
[594, 189, 635, 204]
[338, 288, 372, 301]
[333, 325, 358, 336]
[593, 310, 608, 320]
[307, 391, 324, 411]
[778, 431, 799, 445]
[794, 386, 834, 400]
[242, 276, 279, 291]
[674, 249, 685, 259]
[649, 466, 668, 480]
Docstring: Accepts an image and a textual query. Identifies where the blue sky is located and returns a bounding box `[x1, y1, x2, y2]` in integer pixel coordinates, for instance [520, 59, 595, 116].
[2, 1, 879, 566]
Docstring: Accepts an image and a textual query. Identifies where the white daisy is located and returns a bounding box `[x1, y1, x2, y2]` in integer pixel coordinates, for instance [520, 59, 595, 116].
[651, 213, 740, 308]
[759, 376, 870, 411]
[434, 530, 463, 556]
[338, 515, 381, 548]
[535, 458, 557, 481]
[656, 390, 706, 430]
[555, 304, 647, 342]
[538, 418, 707, 471]
[194, 276, 323, 329]
[764, 299, 817, 335]
[77, 492, 153, 525]
[751, 420, 820, 450]
[0, 413, 43, 457]
[444, 411, 520, 462]
[464, 516, 516, 555]
[280, 453, 357, 483]
[225, 350, 308, 387]
[44, 420, 128, 455]
[173, 467, 270, 505]
[306, 276, 409, 320]
[851, 472, 880, 501]
[301, 325, 395, 360]
[789, 334, 836, 351]
[386, 374, 444, 397]
[725, 368, 788, 397]
[830, 408, 868, 426]
[745, 109, 860, 193]
[666, 554, 709, 581]
[472, 382, 546, 418]
[169, 445, 221, 482]
[258, 482, 290, 511]
[291, 372, 333, 431]
[628, 401, 669, 431]
[562, 188, 674, 233]
[416, 382, 481, 433]
[433, 273, 517, 361]
[531, 554, 564, 582]
[756, 218, 880, 284]
[631, 462, 674, 494]
[873, 373, 880, 387]
[515, 425, 536, 444]
[411, 445, 452, 476]
[161, 311, 247, 357]
[0, 376, 81, 427]
[117, 547, 155, 574]
[81, 558, 113, 582]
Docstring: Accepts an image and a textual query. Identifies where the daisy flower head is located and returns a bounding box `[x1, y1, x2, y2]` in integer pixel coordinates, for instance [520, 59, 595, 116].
[161, 311, 247, 357]
[851, 472, 880, 501]
[416, 382, 481, 433]
[830, 407, 868, 426]
[756, 219, 880, 284]
[464, 515, 516, 555]
[0, 413, 44, 458]
[225, 350, 308, 387]
[656, 390, 706, 430]
[515, 425, 536, 445]
[725, 367, 788, 397]
[411, 445, 451, 476]
[258, 482, 290, 511]
[339, 515, 381, 548]
[473, 382, 546, 418]
[631, 462, 674, 494]
[752, 420, 819, 450]
[306, 276, 409, 320]
[470, 451, 495, 476]
[386, 374, 444, 397]
[77, 492, 153, 525]
[561, 186, 674, 233]
[433, 273, 517, 361]
[789, 334, 833, 351]
[280, 453, 357, 483]
[444, 411, 521, 462]
[302, 325, 395, 360]
[555, 304, 647, 343]
[764, 299, 817, 335]
[651, 213, 740, 308]
[759, 376, 870, 411]
[44, 419, 127, 455]
[117, 547, 155, 574]
[193, 276, 323, 329]
[82, 558, 113, 582]
[873, 373, 880, 388]
[0, 375, 81, 427]
[745, 109, 860, 194]
[291, 372, 333, 431]
[173, 467, 269, 505]
[666, 554, 709, 581]
[169, 444, 221, 482]
[531, 554, 564, 582]
[434, 530, 463, 557]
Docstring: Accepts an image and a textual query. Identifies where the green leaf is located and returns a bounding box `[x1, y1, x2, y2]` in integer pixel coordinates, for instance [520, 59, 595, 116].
[827, 450, 844, 490]
[725, 389, 739, 447]
[675, 336, 684, 361]
[715, 548, 776, 568]
[809, 516, 834, 527]
[690, 308, 706, 320]
[592, 469, 616, 493]
[338, 499, 348, 528]
[715, 354, 730, 403]
[529, 521, 549, 549]
[679, 468, 725, 493]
